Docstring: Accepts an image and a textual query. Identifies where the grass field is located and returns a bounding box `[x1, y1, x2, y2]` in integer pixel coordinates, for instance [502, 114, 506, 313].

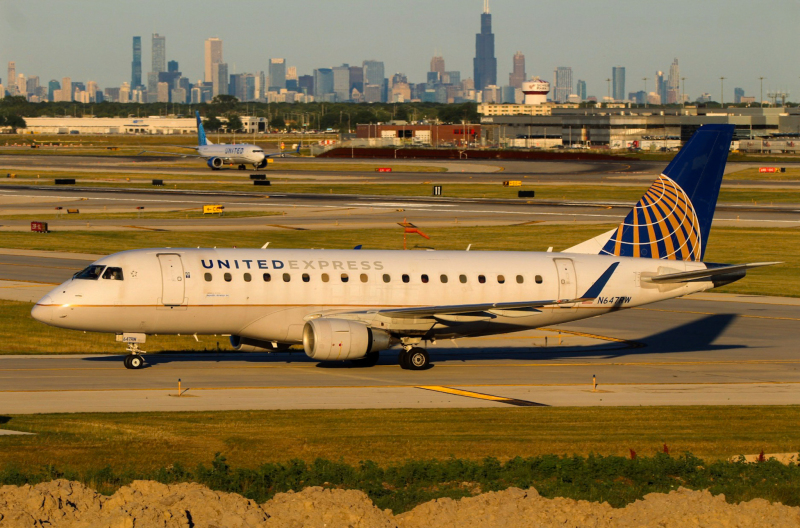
[1, 407, 797, 470]
[0, 210, 284, 221]
[0, 225, 792, 298]
[724, 167, 800, 181]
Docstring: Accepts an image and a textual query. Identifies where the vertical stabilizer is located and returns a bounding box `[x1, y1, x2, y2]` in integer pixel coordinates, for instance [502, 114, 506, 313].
[565, 124, 734, 261]
[196, 110, 212, 146]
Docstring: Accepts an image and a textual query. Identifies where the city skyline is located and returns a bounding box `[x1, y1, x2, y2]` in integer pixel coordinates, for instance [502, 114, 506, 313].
[0, 0, 798, 101]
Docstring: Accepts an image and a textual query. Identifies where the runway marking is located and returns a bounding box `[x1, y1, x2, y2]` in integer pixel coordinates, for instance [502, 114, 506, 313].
[635, 307, 800, 322]
[1, 380, 798, 394]
[121, 225, 168, 231]
[417, 385, 546, 406]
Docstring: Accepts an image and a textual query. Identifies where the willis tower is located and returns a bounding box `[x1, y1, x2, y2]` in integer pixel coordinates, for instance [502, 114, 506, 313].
[473, 0, 497, 91]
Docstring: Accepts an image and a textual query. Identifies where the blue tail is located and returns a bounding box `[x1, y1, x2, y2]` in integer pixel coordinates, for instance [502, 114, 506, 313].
[600, 124, 734, 261]
[196, 110, 208, 146]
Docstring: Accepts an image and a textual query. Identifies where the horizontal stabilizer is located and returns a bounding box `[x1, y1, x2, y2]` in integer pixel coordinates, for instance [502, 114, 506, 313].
[644, 262, 780, 284]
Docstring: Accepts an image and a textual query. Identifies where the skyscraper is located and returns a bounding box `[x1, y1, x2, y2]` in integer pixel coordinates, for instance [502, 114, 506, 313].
[667, 58, 680, 104]
[332, 64, 351, 101]
[554, 67, 572, 103]
[313, 68, 334, 99]
[430, 55, 445, 78]
[362, 60, 385, 102]
[509, 51, 525, 89]
[204, 38, 222, 83]
[132, 37, 142, 88]
[61, 77, 72, 102]
[734, 87, 745, 104]
[211, 62, 228, 97]
[612, 66, 625, 101]
[473, 0, 497, 91]
[269, 58, 286, 92]
[576, 80, 587, 101]
[656, 71, 666, 104]
[151, 33, 166, 74]
[48, 80, 60, 101]
[7, 62, 15, 96]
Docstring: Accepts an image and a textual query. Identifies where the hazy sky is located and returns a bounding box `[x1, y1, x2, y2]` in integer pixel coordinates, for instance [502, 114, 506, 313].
[1, 0, 798, 100]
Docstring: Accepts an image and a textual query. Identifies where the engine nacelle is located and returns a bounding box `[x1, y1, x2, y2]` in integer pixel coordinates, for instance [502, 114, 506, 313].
[229, 335, 291, 352]
[207, 157, 223, 169]
[256, 157, 268, 169]
[302, 319, 394, 361]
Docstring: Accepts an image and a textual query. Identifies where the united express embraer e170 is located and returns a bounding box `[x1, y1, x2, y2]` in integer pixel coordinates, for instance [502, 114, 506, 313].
[143, 111, 296, 171]
[32, 125, 778, 370]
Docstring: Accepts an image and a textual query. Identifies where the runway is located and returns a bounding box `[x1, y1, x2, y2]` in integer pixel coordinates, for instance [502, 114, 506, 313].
[2, 293, 799, 413]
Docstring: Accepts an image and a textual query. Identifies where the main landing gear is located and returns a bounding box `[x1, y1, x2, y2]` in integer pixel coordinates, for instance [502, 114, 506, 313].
[398, 347, 430, 370]
[123, 344, 146, 370]
[238, 164, 246, 170]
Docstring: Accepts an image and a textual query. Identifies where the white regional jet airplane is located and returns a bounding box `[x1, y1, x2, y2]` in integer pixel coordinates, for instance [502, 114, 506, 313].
[32, 125, 777, 370]
[144, 111, 295, 171]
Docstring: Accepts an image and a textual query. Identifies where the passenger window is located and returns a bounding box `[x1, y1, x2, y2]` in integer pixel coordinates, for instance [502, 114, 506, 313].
[497, 275, 505, 284]
[402, 274, 410, 283]
[74, 265, 104, 280]
[360, 274, 368, 283]
[516, 275, 524, 284]
[263, 273, 271, 282]
[535, 275, 543, 284]
[283, 273, 291, 282]
[421, 274, 429, 284]
[322, 273, 330, 283]
[440, 274, 448, 283]
[102, 267, 124, 281]
[243, 273, 252, 282]
[478, 275, 486, 284]
[302, 273, 310, 283]
[383, 274, 391, 283]
[341, 273, 349, 283]
[204, 273, 212, 282]
[459, 274, 467, 284]
[224, 273, 232, 282]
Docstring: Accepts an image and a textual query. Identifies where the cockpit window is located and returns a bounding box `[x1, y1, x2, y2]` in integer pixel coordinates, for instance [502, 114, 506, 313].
[74, 265, 105, 280]
[102, 267, 124, 281]
[253, 149, 264, 153]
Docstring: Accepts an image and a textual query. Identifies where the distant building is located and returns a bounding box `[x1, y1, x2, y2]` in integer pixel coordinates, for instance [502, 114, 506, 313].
[430, 55, 445, 77]
[157, 82, 169, 103]
[364, 84, 382, 103]
[6, 62, 15, 96]
[204, 38, 222, 83]
[211, 62, 228, 97]
[298, 74, 314, 95]
[61, 77, 72, 102]
[151, 33, 166, 73]
[362, 60, 385, 102]
[612, 66, 625, 102]
[48, 80, 60, 101]
[473, 1, 497, 91]
[576, 80, 587, 101]
[734, 87, 745, 104]
[349, 66, 363, 94]
[667, 58, 680, 104]
[313, 68, 334, 99]
[269, 58, 286, 92]
[509, 51, 525, 89]
[332, 64, 351, 102]
[443, 71, 460, 85]
[554, 67, 572, 103]
[656, 71, 666, 104]
[131, 37, 142, 88]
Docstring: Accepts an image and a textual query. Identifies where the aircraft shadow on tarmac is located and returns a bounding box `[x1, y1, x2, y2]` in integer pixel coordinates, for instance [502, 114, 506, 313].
[80, 314, 741, 368]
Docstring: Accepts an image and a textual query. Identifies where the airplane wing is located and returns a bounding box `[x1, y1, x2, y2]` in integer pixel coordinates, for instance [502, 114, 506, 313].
[644, 262, 780, 284]
[136, 149, 205, 158]
[371, 262, 619, 319]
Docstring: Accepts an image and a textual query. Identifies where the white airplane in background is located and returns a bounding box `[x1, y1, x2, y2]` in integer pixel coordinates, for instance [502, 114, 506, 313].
[143, 111, 297, 171]
[32, 125, 778, 370]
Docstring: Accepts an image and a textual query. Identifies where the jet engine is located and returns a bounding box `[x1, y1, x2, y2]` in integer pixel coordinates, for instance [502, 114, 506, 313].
[229, 335, 291, 352]
[256, 157, 268, 169]
[302, 319, 394, 361]
[207, 157, 224, 169]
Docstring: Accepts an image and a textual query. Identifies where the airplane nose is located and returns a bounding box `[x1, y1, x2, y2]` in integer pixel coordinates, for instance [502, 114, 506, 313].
[31, 296, 53, 323]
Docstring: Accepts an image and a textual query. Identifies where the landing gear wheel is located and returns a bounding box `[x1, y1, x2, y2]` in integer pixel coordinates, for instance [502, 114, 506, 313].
[351, 351, 380, 367]
[238, 164, 246, 170]
[125, 354, 144, 370]
[406, 348, 430, 370]
[398, 350, 410, 369]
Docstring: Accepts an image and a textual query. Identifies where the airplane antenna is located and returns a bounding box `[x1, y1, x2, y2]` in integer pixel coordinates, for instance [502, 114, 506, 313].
[261, 242, 270, 249]
[466, 244, 471, 251]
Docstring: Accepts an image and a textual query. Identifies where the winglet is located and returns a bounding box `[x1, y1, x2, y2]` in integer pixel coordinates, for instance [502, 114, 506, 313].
[581, 262, 619, 299]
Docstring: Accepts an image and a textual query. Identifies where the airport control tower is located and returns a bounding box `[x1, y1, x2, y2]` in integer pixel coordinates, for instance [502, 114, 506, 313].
[473, 0, 497, 91]
[522, 77, 550, 105]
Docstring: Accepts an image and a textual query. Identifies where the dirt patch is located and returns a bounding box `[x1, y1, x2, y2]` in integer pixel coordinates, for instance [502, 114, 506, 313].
[1, 480, 799, 528]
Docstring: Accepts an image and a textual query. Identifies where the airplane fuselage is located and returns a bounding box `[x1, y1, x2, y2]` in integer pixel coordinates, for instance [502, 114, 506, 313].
[198, 144, 266, 168]
[32, 248, 712, 344]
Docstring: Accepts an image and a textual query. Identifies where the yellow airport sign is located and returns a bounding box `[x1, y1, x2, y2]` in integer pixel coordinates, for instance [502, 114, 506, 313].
[203, 205, 224, 214]
[503, 180, 522, 187]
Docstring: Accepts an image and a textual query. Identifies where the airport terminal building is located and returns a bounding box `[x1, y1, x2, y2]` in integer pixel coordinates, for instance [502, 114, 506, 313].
[18, 116, 269, 135]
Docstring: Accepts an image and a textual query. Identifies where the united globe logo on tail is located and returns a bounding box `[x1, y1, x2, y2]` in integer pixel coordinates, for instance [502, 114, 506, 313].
[601, 174, 702, 260]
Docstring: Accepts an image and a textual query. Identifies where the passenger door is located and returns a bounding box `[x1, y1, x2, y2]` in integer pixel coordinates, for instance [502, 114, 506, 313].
[157, 253, 185, 306]
[553, 258, 577, 307]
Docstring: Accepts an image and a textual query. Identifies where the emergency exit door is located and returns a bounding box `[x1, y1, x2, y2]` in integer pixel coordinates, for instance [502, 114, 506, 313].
[554, 258, 577, 303]
[157, 254, 185, 306]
